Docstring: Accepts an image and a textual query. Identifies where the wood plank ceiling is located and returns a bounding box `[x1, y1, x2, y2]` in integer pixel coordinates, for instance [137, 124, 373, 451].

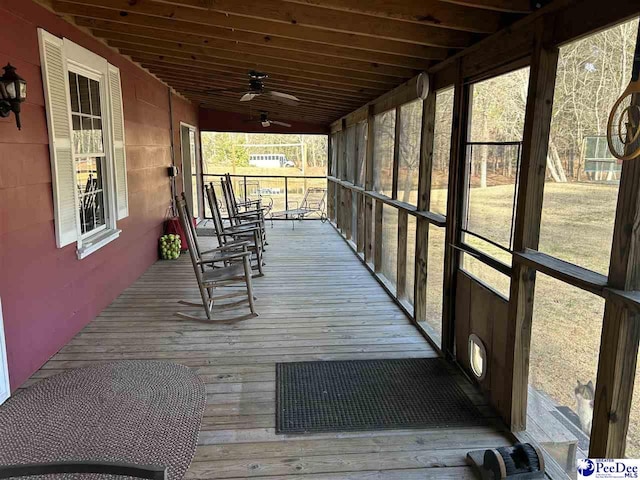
[44, 0, 539, 126]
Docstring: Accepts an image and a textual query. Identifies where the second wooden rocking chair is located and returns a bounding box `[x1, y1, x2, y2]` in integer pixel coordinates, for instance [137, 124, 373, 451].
[175, 195, 258, 322]
[205, 183, 265, 276]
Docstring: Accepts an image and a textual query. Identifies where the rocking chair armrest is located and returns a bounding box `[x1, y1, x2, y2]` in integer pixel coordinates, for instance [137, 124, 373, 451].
[200, 241, 250, 255]
[235, 210, 262, 218]
[228, 221, 261, 230]
[225, 226, 262, 235]
[219, 239, 253, 249]
[197, 250, 250, 264]
[238, 199, 262, 207]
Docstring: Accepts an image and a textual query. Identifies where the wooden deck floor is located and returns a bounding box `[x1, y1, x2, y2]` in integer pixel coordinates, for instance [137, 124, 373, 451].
[27, 221, 512, 479]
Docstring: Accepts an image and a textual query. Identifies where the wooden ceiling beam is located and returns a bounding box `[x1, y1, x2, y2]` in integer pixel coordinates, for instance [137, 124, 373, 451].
[142, 64, 374, 101]
[137, 59, 387, 97]
[440, 0, 531, 14]
[186, 96, 344, 120]
[199, 105, 331, 126]
[121, 49, 400, 90]
[159, 0, 478, 46]
[281, 0, 506, 33]
[172, 83, 357, 114]
[53, 0, 472, 51]
[157, 71, 371, 104]
[160, 77, 366, 109]
[69, 12, 449, 64]
[74, 17, 442, 69]
[91, 28, 433, 76]
[101, 34, 418, 79]
[190, 96, 336, 122]
[111, 40, 409, 85]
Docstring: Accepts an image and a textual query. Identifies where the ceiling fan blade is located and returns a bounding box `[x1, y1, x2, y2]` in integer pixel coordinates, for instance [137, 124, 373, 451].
[261, 121, 271, 127]
[268, 90, 300, 106]
[270, 120, 292, 128]
[240, 92, 261, 102]
[205, 87, 247, 94]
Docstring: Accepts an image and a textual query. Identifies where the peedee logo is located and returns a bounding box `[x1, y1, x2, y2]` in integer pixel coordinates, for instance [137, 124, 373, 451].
[578, 459, 595, 476]
[578, 459, 640, 479]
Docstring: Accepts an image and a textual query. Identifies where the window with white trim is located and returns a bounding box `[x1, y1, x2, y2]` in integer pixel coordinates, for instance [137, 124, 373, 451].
[38, 29, 128, 259]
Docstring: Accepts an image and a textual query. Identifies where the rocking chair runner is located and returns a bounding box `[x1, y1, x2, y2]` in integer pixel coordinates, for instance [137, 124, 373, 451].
[175, 195, 257, 321]
[205, 183, 265, 276]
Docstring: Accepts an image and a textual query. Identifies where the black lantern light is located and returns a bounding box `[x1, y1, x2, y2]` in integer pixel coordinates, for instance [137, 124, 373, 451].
[0, 63, 27, 130]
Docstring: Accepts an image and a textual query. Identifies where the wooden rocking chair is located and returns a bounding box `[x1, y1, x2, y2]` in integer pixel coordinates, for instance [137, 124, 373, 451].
[221, 174, 268, 243]
[205, 183, 265, 277]
[175, 195, 257, 322]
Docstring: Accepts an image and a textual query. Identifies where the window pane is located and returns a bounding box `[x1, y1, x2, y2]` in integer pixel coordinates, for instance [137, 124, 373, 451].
[351, 192, 359, 246]
[465, 143, 522, 250]
[338, 130, 347, 180]
[431, 88, 454, 215]
[528, 274, 604, 474]
[366, 199, 377, 268]
[92, 118, 104, 154]
[356, 121, 367, 187]
[538, 18, 639, 274]
[68, 72, 79, 113]
[77, 75, 91, 115]
[89, 79, 101, 116]
[380, 204, 398, 293]
[330, 133, 337, 177]
[77, 156, 107, 235]
[72, 115, 81, 153]
[423, 225, 445, 346]
[405, 215, 417, 306]
[373, 109, 396, 197]
[397, 99, 422, 205]
[81, 117, 92, 154]
[345, 125, 356, 183]
[469, 68, 529, 143]
[461, 254, 510, 298]
[465, 67, 530, 256]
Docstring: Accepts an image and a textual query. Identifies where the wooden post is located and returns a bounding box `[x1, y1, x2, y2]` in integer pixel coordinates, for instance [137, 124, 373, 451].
[345, 188, 353, 240]
[590, 91, 640, 457]
[414, 92, 437, 324]
[505, 18, 559, 431]
[397, 209, 408, 299]
[356, 192, 365, 253]
[334, 130, 342, 228]
[392, 106, 402, 200]
[441, 59, 470, 357]
[327, 133, 334, 222]
[364, 105, 376, 265]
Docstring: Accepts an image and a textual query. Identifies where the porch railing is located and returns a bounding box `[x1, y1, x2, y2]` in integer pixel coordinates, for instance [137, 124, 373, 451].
[197, 173, 327, 220]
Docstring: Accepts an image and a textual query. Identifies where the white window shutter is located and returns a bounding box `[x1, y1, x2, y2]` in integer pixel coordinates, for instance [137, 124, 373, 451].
[38, 29, 79, 248]
[107, 64, 128, 220]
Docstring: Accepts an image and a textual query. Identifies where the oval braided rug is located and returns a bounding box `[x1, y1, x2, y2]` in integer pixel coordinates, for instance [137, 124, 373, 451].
[0, 361, 206, 479]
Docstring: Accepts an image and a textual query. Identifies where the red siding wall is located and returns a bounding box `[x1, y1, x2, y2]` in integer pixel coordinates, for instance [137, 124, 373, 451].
[0, 0, 199, 390]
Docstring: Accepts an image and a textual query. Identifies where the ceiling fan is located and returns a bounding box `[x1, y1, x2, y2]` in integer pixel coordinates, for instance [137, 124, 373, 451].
[246, 111, 292, 128]
[203, 70, 300, 106]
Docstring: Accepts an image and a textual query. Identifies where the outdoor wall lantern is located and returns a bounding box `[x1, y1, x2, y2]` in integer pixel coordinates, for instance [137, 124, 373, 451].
[0, 63, 27, 130]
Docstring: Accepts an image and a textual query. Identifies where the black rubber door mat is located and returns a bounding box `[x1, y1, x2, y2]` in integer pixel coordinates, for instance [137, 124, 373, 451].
[276, 358, 487, 434]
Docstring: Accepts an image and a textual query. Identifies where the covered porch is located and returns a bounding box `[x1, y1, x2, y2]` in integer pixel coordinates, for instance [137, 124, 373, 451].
[23, 222, 511, 479]
[1, 0, 640, 478]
